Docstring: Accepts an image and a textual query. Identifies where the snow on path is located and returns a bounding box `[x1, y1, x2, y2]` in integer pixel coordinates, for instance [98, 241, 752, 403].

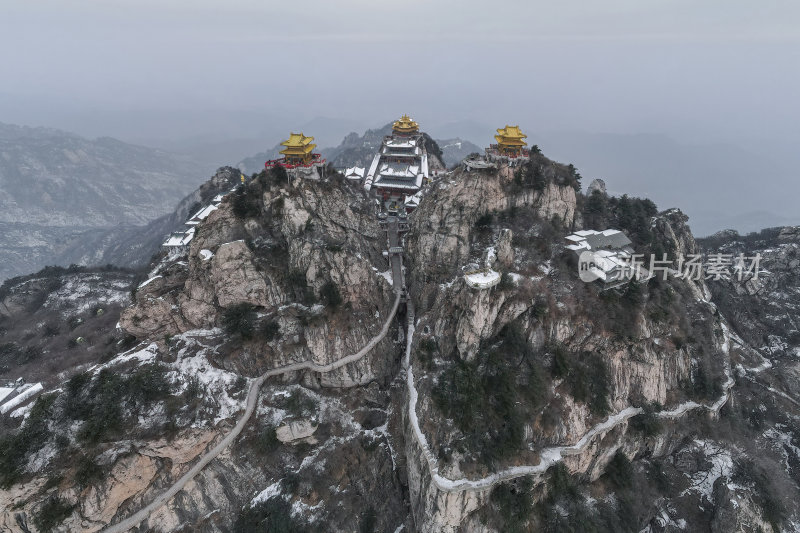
[102, 244, 751, 528]
[102, 372, 267, 533]
[724, 319, 800, 408]
[102, 292, 401, 533]
[403, 307, 738, 493]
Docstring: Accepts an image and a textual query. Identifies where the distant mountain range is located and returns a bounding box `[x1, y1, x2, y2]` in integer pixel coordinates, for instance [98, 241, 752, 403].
[1, 118, 796, 282]
[0, 122, 205, 226]
[0, 122, 207, 280]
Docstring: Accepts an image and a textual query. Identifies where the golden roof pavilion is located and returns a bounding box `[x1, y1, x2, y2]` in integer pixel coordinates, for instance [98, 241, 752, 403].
[279, 133, 316, 164]
[494, 125, 528, 156]
[392, 114, 419, 135]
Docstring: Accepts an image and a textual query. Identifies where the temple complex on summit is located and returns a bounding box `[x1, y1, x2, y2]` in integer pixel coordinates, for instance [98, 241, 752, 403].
[278, 133, 317, 165]
[364, 114, 430, 213]
[494, 125, 527, 156]
[485, 124, 530, 166]
[264, 132, 326, 179]
[391, 114, 419, 135]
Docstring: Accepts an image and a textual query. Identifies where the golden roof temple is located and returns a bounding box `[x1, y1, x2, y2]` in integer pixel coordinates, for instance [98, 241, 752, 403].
[279, 133, 317, 164]
[494, 125, 528, 156]
[392, 114, 420, 135]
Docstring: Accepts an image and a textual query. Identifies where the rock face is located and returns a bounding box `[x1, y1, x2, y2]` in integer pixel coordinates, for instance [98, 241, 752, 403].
[778, 226, 800, 241]
[700, 224, 800, 355]
[120, 175, 398, 386]
[493, 228, 514, 268]
[205, 240, 276, 309]
[449, 282, 529, 363]
[407, 161, 578, 307]
[0, 429, 224, 533]
[710, 478, 775, 533]
[276, 419, 317, 443]
[655, 208, 701, 257]
[400, 175, 744, 531]
[5, 152, 800, 533]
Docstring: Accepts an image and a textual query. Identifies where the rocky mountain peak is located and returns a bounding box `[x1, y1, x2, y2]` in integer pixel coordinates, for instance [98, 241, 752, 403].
[1, 142, 799, 533]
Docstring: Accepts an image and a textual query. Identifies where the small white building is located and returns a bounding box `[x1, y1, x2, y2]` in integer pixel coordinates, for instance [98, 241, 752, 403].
[344, 166, 365, 181]
[164, 227, 196, 248]
[163, 190, 228, 249]
[186, 204, 219, 226]
[565, 229, 643, 288]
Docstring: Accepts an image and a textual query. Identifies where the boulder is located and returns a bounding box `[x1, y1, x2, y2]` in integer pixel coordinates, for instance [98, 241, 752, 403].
[587, 178, 607, 196]
[276, 419, 318, 444]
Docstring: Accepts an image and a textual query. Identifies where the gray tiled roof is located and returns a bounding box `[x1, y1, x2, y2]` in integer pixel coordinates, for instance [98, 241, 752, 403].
[584, 231, 632, 249]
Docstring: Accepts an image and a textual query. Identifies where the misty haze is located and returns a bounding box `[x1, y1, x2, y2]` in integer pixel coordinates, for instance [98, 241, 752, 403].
[1, 2, 800, 533]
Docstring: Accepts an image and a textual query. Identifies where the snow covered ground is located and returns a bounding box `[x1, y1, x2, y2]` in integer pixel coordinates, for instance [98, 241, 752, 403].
[137, 275, 162, 289]
[378, 269, 394, 286]
[248, 382, 393, 525]
[43, 273, 132, 315]
[680, 440, 735, 500]
[251, 480, 283, 505]
[93, 342, 159, 372]
[169, 330, 245, 427]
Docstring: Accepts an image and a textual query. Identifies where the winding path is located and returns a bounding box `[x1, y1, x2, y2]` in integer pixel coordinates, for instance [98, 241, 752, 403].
[104, 210, 749, 529]
[403, 304, 737, 493]
[103, 292, 402, 533]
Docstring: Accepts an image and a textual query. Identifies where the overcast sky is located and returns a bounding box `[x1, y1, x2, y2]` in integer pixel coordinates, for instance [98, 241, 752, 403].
[1, 1, 798, 234]
[2, 1, 798, 143]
